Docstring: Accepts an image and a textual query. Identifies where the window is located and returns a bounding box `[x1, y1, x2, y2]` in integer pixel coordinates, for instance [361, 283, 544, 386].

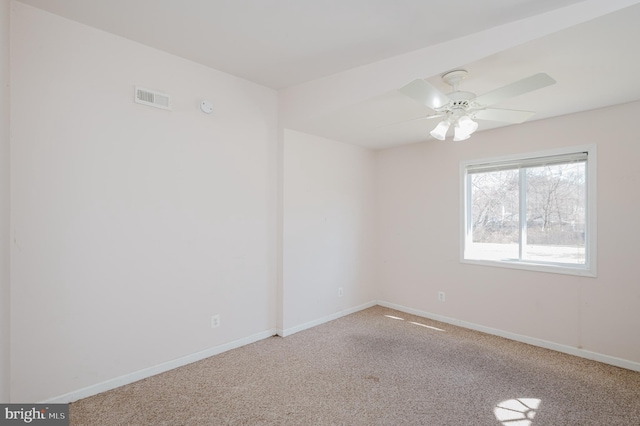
[461, 146, 596, 276]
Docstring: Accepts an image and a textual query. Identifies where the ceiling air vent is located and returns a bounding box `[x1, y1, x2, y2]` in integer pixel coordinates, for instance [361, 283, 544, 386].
[135, 86, 171, 111]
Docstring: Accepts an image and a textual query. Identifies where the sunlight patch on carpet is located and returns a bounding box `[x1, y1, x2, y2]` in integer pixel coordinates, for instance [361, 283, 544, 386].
[384, 315, 405, 320]
[409, 321, 444, 331]
[494, 398, 541, 425]
[384, 314, 445, 331]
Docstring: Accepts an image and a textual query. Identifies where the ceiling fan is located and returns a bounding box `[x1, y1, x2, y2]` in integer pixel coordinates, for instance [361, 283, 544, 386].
[398, 70, 556, 141]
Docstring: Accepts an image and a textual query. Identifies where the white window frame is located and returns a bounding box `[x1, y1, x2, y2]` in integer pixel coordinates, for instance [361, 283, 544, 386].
[460, 144, 597, 277]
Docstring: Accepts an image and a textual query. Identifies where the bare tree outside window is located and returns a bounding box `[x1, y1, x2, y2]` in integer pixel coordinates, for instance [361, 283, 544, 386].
[471, 170, 519, 244]
[524, 163, 585, 263]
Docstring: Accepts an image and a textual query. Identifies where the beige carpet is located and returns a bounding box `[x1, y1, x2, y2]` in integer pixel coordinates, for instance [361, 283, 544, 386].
[70, 306, 640, 425]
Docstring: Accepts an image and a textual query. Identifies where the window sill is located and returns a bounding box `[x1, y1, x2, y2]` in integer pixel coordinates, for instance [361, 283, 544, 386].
[460, 258, 597, 277]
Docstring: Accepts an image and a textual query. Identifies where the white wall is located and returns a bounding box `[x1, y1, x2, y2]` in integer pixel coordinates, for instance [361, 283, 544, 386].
[282, 130, 375, 333]
[0, 0, 10, 403]
[10, 2, 277, 402]
[376, 101, 640, 364]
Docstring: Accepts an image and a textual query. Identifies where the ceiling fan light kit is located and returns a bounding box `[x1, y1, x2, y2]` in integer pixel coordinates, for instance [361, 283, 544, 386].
[430, 120, 450, 140]
[453, 124, 472, 141]
[398, 69, 556, 141]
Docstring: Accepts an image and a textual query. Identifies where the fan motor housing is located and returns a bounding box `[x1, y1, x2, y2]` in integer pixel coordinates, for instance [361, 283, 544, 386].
[448, 91, 475, 101]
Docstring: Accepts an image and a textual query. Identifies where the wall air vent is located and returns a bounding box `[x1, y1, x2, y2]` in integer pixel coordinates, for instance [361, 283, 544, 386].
[135, 86, 171, 110]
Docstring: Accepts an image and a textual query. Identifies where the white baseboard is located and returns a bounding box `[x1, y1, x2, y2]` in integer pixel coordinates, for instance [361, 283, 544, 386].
[377, 300, 640, 373]
[42, 329, 277, 404]
[277, 301, 377, 337]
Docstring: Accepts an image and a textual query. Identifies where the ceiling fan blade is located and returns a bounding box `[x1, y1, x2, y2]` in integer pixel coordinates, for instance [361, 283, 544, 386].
[473, 108, 536, 123]
[398, 79, 451, 110]
[474, 73, 556, 107]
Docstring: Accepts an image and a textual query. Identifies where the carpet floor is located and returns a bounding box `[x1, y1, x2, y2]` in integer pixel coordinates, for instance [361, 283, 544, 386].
[70, 306, 640, 425]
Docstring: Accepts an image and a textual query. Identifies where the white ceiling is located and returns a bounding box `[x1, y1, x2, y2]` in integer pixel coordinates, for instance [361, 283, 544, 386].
[16, 0, 640, 149]
[300, 2, 640, 148]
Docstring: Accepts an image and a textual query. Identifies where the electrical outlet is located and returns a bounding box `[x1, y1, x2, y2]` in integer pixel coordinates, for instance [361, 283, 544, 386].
[211, 314, 221, 328]
[438, 292, 446, 302]
[338, 287, 344, 297]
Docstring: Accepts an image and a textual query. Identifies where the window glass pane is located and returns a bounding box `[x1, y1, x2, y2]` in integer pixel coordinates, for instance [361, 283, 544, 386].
[462, 148, 594, 276]
[524, 162, 586, 264]
[468, 169, 519, 261]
